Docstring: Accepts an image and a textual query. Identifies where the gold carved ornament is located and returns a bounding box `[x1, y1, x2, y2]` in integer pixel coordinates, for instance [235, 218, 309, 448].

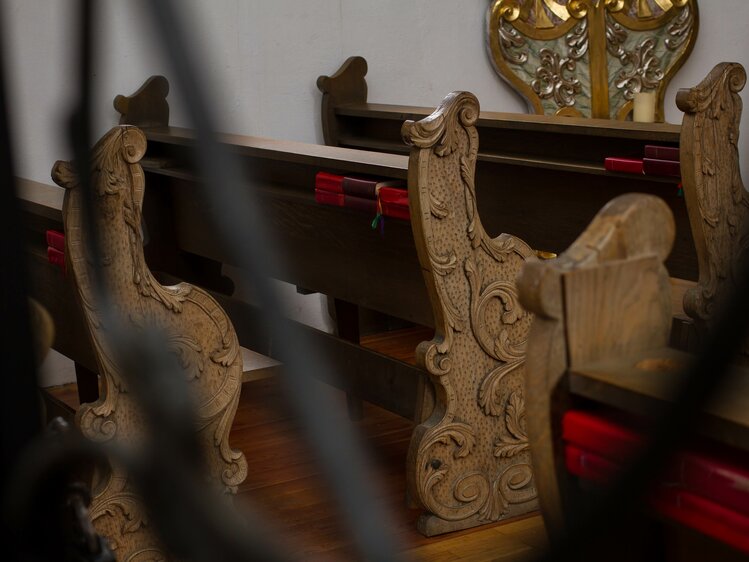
[487, 0, 698, 120]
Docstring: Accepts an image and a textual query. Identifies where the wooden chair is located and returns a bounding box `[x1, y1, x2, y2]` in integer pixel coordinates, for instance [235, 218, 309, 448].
[487, 0, 699, 120]
[402, 92, 539, 535]
[51, 126, 248, 559]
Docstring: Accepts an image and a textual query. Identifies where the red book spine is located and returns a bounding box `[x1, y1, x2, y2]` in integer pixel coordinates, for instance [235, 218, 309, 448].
[315, 189, 344, 207]
[562, 410, 643, 464]
[47, 246, 66, 274]
[315, 171, 344, 193]
[565, 445, 619, 484]
[652, 489, 749, 554]
[342, 176, 378, 199]
[604, 157, 644, 174]
[343, 195, 377, 214]
[564, 446, 749, 553]
[564, 410, 749, 518]
[643, 157, 681, 177]
[378, 186, 410, 221]
[381, 202, 410, 221]
[45, 229, 65, 252]
[644, 145, 680, 161]
[670, 450, 749, 517]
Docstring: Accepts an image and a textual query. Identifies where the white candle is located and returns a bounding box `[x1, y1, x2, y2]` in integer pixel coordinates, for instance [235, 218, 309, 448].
[633, 91, 656, 123]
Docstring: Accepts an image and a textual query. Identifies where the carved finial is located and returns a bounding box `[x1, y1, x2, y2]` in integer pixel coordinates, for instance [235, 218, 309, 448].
[317, 57, 368, 146]
[677, 63, 749, 336]
[676, 62, 747, 115]
[113, 75, 170, 128]
[402, 92, 479, 156]
[316, 56, 368, 98]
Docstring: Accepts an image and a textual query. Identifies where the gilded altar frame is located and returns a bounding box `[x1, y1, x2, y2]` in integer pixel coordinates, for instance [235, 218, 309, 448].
[487, 0, 699, 120]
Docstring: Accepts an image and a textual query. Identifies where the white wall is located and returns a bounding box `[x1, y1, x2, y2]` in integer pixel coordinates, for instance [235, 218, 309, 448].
[6, 1, 749, 331]
[9, 1, 748, 181]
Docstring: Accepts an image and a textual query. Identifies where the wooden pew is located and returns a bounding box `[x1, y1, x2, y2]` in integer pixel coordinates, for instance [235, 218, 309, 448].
[518, 192, 749, 558]
[45, 126, 248, 559]
[517, 63, 749, 557]
[401, 91, 539, 535]
[18, 61, 741, 536]
[25, 77, 565, 535]
[318, 56, 696, 281]
[19, 175, 426, 421]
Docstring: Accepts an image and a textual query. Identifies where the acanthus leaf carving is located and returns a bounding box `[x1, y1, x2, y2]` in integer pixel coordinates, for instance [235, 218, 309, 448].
[478, 362, 524, 418]
[494, 392, 530, 458]
[403, 91, 537, 531]
[665, 5, 693, 51]
[53, 125, 247, 558]
[532, 48, 582, 108]
[614, 36, 665, 99]
[677, 63, 749, 356]
[499, 18, 529, 66]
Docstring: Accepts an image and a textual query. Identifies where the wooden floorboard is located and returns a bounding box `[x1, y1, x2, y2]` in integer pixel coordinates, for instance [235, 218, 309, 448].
[43, 326, 547, 560]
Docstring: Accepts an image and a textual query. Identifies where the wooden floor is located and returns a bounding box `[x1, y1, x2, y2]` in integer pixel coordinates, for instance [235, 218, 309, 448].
[45, 326, 547, 561]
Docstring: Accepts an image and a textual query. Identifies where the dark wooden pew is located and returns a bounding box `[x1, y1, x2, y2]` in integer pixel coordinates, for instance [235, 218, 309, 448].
[318, 56, 695, 281]
[18, 171, 427, 421]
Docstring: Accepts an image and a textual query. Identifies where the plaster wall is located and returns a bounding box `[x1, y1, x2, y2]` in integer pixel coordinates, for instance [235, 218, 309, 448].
[6, 1, 749, 331]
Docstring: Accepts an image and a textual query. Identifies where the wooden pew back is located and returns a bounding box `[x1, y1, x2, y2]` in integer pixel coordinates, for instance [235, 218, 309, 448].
[51, 126, 247, 558]
[317, 56, 696, 281]
[516, 62, 749, 551]
[679, 62, 749, 352]
[402, 91, 539, 535]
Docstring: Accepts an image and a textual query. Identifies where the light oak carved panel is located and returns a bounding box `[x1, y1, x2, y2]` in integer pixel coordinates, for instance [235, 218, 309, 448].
[402, 92, 538, 535]
[678, 62, 749, 353]
[52, 126, 247, 560]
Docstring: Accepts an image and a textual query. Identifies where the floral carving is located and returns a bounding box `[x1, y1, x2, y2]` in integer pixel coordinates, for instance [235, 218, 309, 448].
[677, 63, 749, 355]
[495, 392, 530, 458]
[665, 5, 693, 51]
[403, 92, 537, 533]
[499, 19, 528, 66]
[488, 0, 697, 119]
[478, 362, 524, 417]
[566, 18, 589, 60]
[532, 49, 582, 108]
[52, 125, 248, 557]
[606, 16, 628, 58]
[614, 37, 664, 99]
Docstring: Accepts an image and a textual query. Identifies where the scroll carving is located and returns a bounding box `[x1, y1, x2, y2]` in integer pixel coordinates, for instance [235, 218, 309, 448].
[677, 63, 749, 354]
[487, 0, 699, 119]
[52, 126, 247, 559]
[402, 92, 537, 535]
